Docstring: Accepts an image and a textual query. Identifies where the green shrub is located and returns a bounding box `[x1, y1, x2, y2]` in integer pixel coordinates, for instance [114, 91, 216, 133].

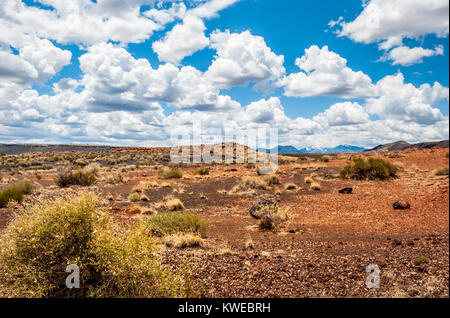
[0, 194, 195, 297]
[157, 167, 183, 179]
[0, 188, 24, 208]
[9, 180, 35, 195]
[415, 256, 430, 266]
[128, 192, 141, 202]
[258, 204, 290, 231]
[142, 212, 208, 238]
[56, 164, 99, 187]
[195, 167, 210, 175]
[340, 158, 398, 180]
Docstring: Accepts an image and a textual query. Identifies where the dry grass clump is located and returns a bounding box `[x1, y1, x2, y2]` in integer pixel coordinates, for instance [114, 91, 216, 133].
[0, 194, 194, 297]
[0, 180, 36, 208]
[340, 158, 398, 180]
[245, 238, 254, 250]
[304, 176, 313, 184]
[142, 212, 208, 238]
[131, 181, 151, 193]
[284, 183, 297, 190]
[310, 182, 321, 191]
[166, 198, 184, 211]
[56, 163, 101, 187]
[393, 161, 405, 169]
[432, 166, 449, 176]
[195, 167, 210, 175]
[104, 172, 125, 185]
[157, 167, 183, 179]
[128, 192, 141, 202]
[231, 176, 269, 192]
[263, 175, 280, 186]
[0, 187, 24, 208]
[165, 234, 203, 249]
[257, 204, 290, 231]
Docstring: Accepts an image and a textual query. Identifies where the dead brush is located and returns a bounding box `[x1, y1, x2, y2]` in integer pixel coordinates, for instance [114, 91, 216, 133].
[257, 204, 290, 231]
[231, 176, 269, 193]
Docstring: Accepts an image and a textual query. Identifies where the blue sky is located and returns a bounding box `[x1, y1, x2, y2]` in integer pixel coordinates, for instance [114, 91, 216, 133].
[0, 0, 449, 148]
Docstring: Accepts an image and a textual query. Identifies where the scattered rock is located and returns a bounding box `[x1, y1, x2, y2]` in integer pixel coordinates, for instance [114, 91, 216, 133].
[249, 199, 274, 219]
[393, 201, 411, 210]
[338, 187, 353, 194]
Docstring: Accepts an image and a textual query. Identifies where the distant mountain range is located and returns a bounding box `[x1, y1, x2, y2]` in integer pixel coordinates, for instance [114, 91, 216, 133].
[258, 145, 368, 154]
[1, 140, 447, 155]
[366, 140, 449, 153]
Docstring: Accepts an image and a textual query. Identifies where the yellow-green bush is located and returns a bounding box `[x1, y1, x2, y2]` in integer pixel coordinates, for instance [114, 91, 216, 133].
[0, 180, 36, 207]
[0, 188, 24, 208]
[142, 212, 208, 238]
[0, 194, 195, 298]
[56, 164, 99, 187]
[158, 167, 183, 179]
[195, 167, 210, 175]
[340, 158, 398, 180]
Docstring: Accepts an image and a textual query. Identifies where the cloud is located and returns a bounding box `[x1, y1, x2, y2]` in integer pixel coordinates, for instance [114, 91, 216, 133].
[0, 49, 38, 84]
[189, 0, 239, 19]
[19, 38, 72, 81]
[144, 2, 187, 25]
[333, 0, 449, 45]
[0, 0, 168, 46]
[313, 102, 370, 127]
[366, 72, 448, 124]
[380, 45, 444, 66]
[152, 15, 210, 64]
[79, 42, 240, 112]
[278, 45, 376, 99]
[205, 30, 285, 88]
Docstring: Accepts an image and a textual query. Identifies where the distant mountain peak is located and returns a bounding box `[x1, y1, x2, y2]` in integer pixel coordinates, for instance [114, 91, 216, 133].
[258, 144, 367, 154]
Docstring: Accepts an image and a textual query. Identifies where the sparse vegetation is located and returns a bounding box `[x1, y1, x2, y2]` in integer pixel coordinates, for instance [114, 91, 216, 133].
[340, 158, 398, 180]
[165, 233, 203, 248]
[245, 238, 254, 250]
[232, 176, 270, 192]
[284, 183, 297, 190]
[195, 167, 210, 175]
[257, 204, 290, 231]
[433, 166, 449, 176]
[0, 194, 194, 297]
[56, 163, 100, 187]
[304, 176, 313, 184]
[142, 212, 208, 238]
[310, 182, 321, 191]
[415, 256, 430, 266]
[128, 192, 141, 202]
[0, 187, 24, 208]
[0, 180, 36, 207]
[158, 167, 183, 179]
[166, 198, 184, 211]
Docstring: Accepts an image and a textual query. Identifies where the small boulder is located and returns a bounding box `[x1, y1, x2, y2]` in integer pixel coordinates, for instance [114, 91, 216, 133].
[249, 199, 274, 219]
[339, 187, 353, 194]
[393, 201, 411, 210]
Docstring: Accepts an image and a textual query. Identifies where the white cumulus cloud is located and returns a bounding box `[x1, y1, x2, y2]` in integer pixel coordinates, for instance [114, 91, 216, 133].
[152, 15, 210, 65]
[381, 45, 444, 66]
[278, 45, 375, 99]
[205, 30, 285, 88]
[366, 73, 448, 124]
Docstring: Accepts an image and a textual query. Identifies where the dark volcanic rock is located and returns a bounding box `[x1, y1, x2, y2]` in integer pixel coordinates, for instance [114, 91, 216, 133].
[339, 187, 353, 194]
[393, 201, 411, 210]
[249, 199, 274, 219]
